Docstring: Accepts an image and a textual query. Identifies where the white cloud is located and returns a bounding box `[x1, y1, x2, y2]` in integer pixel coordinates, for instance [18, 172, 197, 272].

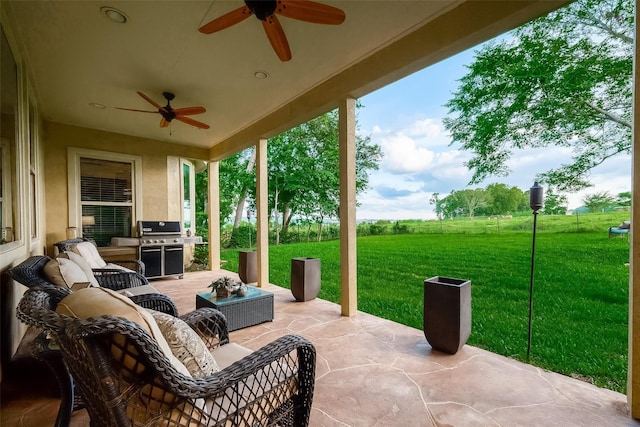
[380, 133, 435, 173]
[356, 63, 632, 220]
[407, 118, 442, 138]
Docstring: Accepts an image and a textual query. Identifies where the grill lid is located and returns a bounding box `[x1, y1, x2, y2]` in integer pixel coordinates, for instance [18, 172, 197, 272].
[137, 220, 182, 236]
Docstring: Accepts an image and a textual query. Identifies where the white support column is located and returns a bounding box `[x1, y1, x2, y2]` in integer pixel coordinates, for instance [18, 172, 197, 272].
[256, 138, 269, 287]
[628, 2, 639, 417]
[339, 97, 357, 316]
[208, 161, 221, 270]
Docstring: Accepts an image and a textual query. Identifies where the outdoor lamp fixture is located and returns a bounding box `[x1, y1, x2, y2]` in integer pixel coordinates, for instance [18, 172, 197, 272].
[527, 182, 544, 361]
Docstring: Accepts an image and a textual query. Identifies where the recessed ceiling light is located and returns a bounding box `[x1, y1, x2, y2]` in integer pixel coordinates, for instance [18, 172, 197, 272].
[89, 102, 105, 109]
[101, 7, 128, 24]
[254, 71, 269, 79]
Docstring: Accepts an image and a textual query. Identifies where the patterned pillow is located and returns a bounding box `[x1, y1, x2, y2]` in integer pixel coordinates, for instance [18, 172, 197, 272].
[149, 310, 220, 377]
[56, 287, 190, 377]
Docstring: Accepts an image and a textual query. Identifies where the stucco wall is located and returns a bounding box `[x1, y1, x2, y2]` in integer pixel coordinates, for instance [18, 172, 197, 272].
[43, 121, 208, 254]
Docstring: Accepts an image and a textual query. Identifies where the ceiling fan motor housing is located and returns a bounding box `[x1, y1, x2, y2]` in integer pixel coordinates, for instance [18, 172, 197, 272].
[161, 92, 176, 121]
[245, 0, 277, 20]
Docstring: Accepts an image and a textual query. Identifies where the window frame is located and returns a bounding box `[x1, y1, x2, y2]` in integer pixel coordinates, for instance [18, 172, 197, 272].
[181, 158, 196, 236]
[0, 22, 24, 250]
[28, 88, 40, 241]
[67, 148, 143, 238]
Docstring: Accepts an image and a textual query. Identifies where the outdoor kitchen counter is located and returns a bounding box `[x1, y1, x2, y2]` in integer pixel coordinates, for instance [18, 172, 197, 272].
[98, 246, 138, 262]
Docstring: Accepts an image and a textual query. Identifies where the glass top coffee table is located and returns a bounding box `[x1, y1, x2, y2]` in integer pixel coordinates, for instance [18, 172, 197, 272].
[196, 286, 274, 332]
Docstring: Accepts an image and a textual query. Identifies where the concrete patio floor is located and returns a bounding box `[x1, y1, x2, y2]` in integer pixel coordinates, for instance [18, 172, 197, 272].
[2, 269, 637, 426]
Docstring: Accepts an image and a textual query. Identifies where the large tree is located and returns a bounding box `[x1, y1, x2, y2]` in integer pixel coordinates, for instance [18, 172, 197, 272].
[543, 188, 569, 215]
[442, 188, 488, 218]
[485, 183, 524, 215]
[267, 109, 381, 243]
[583, 191, 616, 212]
[443, 0, 633, 192]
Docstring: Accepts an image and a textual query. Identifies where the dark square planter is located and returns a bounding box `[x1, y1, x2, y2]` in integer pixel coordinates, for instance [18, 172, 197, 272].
[423, 276, 471, 354]
[290, 257, 321, 301]
[238, 250, 257, 283]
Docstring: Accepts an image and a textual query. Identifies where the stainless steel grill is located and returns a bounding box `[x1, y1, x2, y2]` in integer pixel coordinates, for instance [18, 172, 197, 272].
[137, 221, 184, 279]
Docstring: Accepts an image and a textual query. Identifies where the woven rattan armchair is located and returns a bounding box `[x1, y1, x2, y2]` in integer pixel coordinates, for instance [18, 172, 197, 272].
[18, 288, 316, 427]
[54, 237, 145, 274]
[9, 255, 177, 315]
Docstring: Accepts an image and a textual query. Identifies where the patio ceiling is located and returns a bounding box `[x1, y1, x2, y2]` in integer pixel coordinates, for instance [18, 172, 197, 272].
[4, 0, 568, 156]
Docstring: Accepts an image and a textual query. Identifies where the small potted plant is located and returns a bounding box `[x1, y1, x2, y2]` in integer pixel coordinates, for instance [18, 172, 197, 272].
[209, 276, 237, 298]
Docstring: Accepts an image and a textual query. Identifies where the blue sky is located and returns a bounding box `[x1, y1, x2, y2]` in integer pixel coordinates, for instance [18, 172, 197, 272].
[355, 44, 632, 220]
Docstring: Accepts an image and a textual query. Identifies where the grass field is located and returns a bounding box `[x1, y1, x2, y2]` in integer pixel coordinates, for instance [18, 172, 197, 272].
[220, 212, 631, 393]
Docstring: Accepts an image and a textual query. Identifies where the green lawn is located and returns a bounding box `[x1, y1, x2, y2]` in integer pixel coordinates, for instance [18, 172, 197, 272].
[220, 213, 630, 393]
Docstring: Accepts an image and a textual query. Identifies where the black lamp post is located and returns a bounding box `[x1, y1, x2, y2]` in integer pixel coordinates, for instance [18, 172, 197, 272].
[527, 182, 543, 361]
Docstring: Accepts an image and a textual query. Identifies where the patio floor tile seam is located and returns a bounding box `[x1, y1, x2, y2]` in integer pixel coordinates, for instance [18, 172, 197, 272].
[314, 360, 389, 380]
[473, 351, 624, 411]
[395, 363, 441, 422]
[267, 315, 346, 335]
[311, 408, 354, 427]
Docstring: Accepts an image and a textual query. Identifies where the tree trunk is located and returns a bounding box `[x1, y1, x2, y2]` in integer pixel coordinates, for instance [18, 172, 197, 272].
[281, 203, 291, 235]
[233, 148, 257, 229]
[281, 204, 294, 235]
[234, 191, 248, 229]
[317, 216, 324, 242]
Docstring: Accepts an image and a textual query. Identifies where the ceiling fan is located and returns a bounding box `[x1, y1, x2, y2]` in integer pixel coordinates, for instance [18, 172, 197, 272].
[116, 91, 210, 130]
[199, 0, 346, 62]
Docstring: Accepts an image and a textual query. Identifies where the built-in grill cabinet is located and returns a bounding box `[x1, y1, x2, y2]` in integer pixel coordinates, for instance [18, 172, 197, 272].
[137, 221, 184, 279]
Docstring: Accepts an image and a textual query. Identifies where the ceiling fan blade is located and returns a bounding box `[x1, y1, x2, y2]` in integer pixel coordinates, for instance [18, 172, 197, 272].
[262, 15, 291, 62]
[176, 115, 211, 130]
[173, 106, 206, 116]
[276, 0, 345, 25]
[199, 5, 252, 34]
[160, 117, 170, 128]
[137, 91, 164, 110]
[115, 107, 159, 114]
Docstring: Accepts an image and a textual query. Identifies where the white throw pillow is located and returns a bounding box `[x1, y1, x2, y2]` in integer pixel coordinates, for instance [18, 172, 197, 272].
[72, 241, 107, 268]
[57, 258, 92, 289]
[65, 251, 100, 287]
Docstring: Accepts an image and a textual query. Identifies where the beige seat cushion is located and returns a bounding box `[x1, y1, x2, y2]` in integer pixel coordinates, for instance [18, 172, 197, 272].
[211, 343, 253, 370]
[56, 287, 189, 377]
[118, 284, 160, 296]
[44, 258, 92, 290]
[72, 241, 107, 268]
[149, 310, 220, 377]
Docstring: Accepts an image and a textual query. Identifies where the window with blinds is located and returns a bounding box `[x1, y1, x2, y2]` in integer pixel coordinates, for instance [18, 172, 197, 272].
[80, 157, 133, 246]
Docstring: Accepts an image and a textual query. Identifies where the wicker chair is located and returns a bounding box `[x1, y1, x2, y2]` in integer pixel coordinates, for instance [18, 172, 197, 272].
[8, 255, 177, 316]
[17, 287, 316, 427]
[54, 237, 145, 275]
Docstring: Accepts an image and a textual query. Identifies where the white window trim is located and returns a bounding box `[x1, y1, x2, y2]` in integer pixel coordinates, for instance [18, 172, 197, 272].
[28, 89, 40, 241]
[180, 158, 196, 235]
[67, 148, 143, 234]
[1, 138, 13, 232]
